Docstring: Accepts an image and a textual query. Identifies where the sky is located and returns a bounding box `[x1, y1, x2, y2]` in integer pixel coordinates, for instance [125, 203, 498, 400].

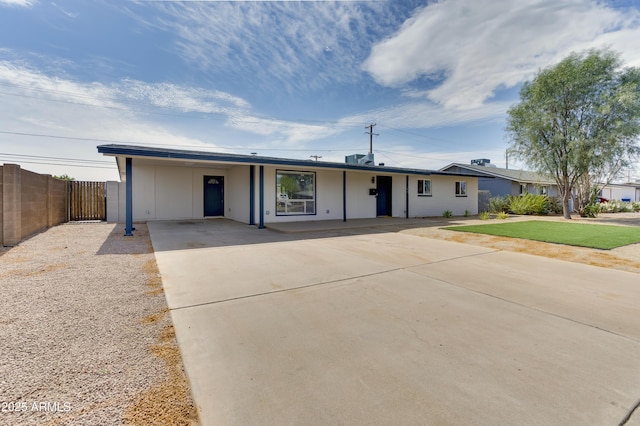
[1, 0, 640, 181]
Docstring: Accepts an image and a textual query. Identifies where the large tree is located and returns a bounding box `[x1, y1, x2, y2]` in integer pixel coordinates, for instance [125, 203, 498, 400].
[506, 49, 640, 219]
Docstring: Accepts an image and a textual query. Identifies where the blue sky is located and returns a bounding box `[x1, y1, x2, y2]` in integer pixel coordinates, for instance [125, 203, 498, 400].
[1, 0, 640, 181]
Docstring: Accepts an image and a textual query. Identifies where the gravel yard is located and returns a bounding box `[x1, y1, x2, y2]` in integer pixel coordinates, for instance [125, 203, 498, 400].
[0, 223, 198, 425]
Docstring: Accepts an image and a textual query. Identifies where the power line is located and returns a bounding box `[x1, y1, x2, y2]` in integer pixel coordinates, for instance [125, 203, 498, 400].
[0, 158, 116, 169]
[0, 130, 363, 152]
[0, 152, 113, 164]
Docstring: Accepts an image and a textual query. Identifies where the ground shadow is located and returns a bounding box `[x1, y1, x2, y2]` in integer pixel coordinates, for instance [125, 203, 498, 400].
[96, 223, 154, 255]
[144, 217, 468, 253]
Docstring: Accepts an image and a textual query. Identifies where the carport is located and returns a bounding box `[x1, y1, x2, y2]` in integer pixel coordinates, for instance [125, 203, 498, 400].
[149, 219, 640, 425]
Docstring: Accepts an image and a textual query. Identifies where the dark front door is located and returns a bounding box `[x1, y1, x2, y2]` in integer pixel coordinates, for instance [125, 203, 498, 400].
[204, 176, 224, 217]
[376, 176, 392, 216]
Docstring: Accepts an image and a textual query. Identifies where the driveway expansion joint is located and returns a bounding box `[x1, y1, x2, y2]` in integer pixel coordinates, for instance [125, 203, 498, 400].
[169, 250, 503, 312]
[619, 398, 640, 426]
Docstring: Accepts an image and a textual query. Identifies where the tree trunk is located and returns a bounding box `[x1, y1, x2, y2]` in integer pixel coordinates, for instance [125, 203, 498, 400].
[562, 189, 572, 219]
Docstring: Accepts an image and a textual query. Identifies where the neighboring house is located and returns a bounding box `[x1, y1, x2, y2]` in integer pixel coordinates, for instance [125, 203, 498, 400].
[440, 160, 640, 205]
[98, 144, 481, 233]
[440, 161, 559, 198]
[598, 182, 640, 202]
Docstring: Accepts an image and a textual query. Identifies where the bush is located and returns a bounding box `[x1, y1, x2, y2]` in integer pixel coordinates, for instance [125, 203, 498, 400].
[479, 211, 491, 220]
[599, 201, 634, 213]
[464, 209, 470, 217]
[581, 203, 599, 218]
[547, 197, 564, 214]
[489, 196, 510, 213]
[497, 211, 509, 219]
[633, 202, 640, 212]
[507, 193, 549, 215]
[442, 210, 453, 218]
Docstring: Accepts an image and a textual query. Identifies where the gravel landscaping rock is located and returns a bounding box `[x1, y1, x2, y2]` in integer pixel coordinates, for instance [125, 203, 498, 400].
[0, 223, 198, 425]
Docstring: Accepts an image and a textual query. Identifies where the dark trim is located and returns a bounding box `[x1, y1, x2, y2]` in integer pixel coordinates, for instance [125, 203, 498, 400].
[343, 170, 347, 222]
[259, 166, 265, 229]
[124, 157, 133, 236]
[405, 175, 409, 219]
[249, 165, 255, 225]
[98, 144, 446, 177]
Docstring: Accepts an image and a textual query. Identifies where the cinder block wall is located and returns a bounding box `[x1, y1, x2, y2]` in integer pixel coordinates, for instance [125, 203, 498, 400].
[1, 164, 69, 246]
[48, 176, 67, 226]
[20, 168, 49, 239]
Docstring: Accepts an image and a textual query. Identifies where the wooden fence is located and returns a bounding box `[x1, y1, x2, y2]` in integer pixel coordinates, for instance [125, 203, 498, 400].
[68, 181, 106, 221]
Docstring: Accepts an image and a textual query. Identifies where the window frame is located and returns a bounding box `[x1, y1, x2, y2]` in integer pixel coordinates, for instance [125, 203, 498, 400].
[455, 181, 467, 197]
[417, 179, 432, 197]
[275, 170, 316, 216]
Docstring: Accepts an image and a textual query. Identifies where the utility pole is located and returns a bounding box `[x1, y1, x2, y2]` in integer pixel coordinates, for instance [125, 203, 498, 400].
[365, 123, 378, 154]
[310, 155, 322, 161]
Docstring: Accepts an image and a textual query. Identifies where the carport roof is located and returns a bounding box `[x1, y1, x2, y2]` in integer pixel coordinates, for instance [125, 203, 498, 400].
[98, 144, 484, 178]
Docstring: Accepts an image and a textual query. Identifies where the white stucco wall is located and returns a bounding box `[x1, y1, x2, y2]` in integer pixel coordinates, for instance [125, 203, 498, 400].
[227, 165, 250, 223]
[114, 162, 233, 221]
[345, 172, 377, 219]
[106, 160, 479, 223]
[409, 175, 478, 217]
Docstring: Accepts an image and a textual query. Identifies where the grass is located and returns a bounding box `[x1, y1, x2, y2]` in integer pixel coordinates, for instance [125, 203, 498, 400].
[444, 220, 640, 250]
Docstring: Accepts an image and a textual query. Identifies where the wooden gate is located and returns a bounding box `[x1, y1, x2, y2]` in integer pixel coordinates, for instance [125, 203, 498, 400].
[68, 181, 106, 221]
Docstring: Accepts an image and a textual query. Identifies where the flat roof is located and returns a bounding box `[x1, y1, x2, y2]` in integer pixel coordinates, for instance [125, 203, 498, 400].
[98, 144, 484, 178]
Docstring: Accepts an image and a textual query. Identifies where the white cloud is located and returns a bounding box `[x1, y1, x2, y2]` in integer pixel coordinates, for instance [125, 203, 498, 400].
[339, 99, 510, 131]
[363, 0, 640, 110]
[137, 1, 389, 93]
[0, 0, 36, 7]
[0, 60, 344, 167]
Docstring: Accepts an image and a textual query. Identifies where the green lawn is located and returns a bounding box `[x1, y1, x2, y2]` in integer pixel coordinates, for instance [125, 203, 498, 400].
[444, 220, 640, 250]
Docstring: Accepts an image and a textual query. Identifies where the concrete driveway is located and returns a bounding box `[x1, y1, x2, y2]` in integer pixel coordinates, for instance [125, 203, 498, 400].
[148, 219, 640, 426]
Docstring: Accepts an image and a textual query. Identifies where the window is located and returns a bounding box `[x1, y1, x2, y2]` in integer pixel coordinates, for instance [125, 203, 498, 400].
[519, 184, 528, 195]
[276, 170, 316, 215]
[539, 186, 548, 195]
[417, 179, 432, 196]
[455, 181, 467, 197]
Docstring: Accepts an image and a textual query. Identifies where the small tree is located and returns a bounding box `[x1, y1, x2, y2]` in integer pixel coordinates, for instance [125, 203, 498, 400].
[507, 49, 640, 219]
[53, 174, 75, 181]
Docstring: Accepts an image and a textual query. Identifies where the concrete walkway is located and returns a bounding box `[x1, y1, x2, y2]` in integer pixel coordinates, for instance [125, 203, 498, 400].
[148, 219, 640, 426]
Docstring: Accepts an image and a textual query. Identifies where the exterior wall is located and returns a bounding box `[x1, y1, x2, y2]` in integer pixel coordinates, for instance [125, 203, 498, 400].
[479, 177, 513, 197]
[108, 161, 481, 224]
[227, 165, 250, 223]
[345, 172, 376, 220]
[391, 175, 407, 218]
[600, 184, 640, 202]
[127, 163, 232, 221]
[106, 181, 120, 223]
[1, 164, 68, 246]
[409, 175, 478, 217]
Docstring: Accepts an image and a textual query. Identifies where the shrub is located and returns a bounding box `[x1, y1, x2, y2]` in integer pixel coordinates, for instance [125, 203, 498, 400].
[489, 196, 510, 213]
[547, 197, 563, 214]
[442, 210, 453, 218]
[497, 211, 509, 219]
[581, 203, 599, 218]
[599, 201, 634, 213]
[464, 209, 470, 217]
[507, 193, 549, 215]
[479, 211, 491, 220]
[632, 202, 640, 212]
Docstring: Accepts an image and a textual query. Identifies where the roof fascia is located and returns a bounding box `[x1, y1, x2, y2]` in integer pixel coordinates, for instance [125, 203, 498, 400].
[98, 144, 483, 178]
